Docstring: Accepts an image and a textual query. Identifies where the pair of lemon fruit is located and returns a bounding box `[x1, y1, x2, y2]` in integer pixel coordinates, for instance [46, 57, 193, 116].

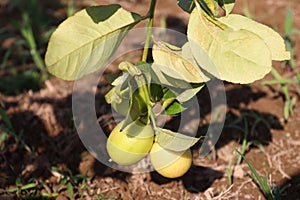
[106, 120, 192, 178]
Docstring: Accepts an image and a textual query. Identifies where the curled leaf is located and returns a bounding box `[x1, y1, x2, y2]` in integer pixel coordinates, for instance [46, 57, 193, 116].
[45, 5, 143, 80]
[152, 42, 210, 83]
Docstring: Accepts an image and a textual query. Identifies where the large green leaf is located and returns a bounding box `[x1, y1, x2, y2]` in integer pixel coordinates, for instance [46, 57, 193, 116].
[188, 4, 272, 84]
[152, 42, 210, 83]
[218, 14, 290, 61]
[45, 5, 142, 80]
[155, 128, 202, 152]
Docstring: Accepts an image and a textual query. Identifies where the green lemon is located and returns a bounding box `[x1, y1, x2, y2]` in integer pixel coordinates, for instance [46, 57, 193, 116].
[150, 142, 192, 178]
[106, 120, 154, 165]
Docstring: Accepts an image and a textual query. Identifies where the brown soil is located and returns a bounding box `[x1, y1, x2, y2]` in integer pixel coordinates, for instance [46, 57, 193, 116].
[1, 0, 300, 199]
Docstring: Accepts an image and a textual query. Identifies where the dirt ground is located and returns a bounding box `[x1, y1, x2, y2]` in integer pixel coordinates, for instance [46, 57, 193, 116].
[0, 0, 300, 199]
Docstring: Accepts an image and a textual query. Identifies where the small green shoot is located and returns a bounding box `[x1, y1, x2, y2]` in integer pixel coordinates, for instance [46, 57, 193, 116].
[225, 111, 270, 185]
[235, 149, 275, 200]
[226, 153, 234, 185]
[0, 106, 32, 153]
[5, 182, 37, 194]
[50, 166, 92, 199]
[13, 10, 48, 82]
[284, 7, 300, 81]
[262, 68, 297, 120]
[67, 0, 76, 17]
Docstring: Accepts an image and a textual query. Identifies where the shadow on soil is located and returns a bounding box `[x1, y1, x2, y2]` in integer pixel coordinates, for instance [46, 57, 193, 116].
[279, 172, 300, 199]
[0, 90, 111, 188]
[150, 165, 224, 193]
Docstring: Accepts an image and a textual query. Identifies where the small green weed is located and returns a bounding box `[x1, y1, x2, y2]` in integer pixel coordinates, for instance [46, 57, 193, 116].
[50, 166, 92, 199]
[0, 106, 32, 153]
[2, 166, 92, 199]
[225, 111, 270, 185]
[236, 150, 280, 200]
[262, 7, 299, 120]
[0, 0, 57, 95]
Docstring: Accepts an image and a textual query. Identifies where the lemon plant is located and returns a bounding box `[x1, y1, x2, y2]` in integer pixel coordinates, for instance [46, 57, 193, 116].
[44, 0, 290, 178]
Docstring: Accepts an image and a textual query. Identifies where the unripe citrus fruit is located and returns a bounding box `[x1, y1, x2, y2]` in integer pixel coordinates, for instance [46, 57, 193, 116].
[106, 120, 154, 165]
[150, 142, 192, 178]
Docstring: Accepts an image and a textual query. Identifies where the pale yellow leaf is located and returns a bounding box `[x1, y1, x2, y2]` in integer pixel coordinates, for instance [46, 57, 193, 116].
[219, 14, 290, 61]
[188, 5, 272, 84]
[152, 41, 210, 83]
[45, 5, 142, 80]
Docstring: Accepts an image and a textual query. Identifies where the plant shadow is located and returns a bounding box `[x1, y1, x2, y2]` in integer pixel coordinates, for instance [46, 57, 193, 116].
[150, 165, 224, 193]
[279, 172, 300, 199]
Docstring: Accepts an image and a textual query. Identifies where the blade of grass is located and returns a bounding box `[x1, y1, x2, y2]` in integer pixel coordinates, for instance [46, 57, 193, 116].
[284, 7, 293, 36]
[0, 106, 14, 131]
[67, 182, 74, 198]
[235, 149, 274, 200]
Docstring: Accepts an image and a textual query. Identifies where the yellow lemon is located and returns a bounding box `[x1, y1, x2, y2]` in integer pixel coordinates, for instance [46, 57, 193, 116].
[106, 120, 154, 165]
[150, 142, 192, 178]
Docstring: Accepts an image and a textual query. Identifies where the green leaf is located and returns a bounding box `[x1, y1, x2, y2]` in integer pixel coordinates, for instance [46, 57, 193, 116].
[162, 87, 177, 99]
[67, 182, 74, 198]
[284, 7, 293, 36]
[5, 187, 18, 193]
[156, 128, 202, 151]
[162, 98, 185, 115]
[45, 5, 143, 80]
[152, 42, 210, 83]
[0, 131, 7, 148]
[177, 0, 195, 13]
[150, 83, 164, 102]
[219, 14, 291, 61]
[188, 4, 272, 84]
[0, 106, 13, 131]
[235, 150, 274, 200]
[159, 84, 203, 115]
[20, 183, 37, 190]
